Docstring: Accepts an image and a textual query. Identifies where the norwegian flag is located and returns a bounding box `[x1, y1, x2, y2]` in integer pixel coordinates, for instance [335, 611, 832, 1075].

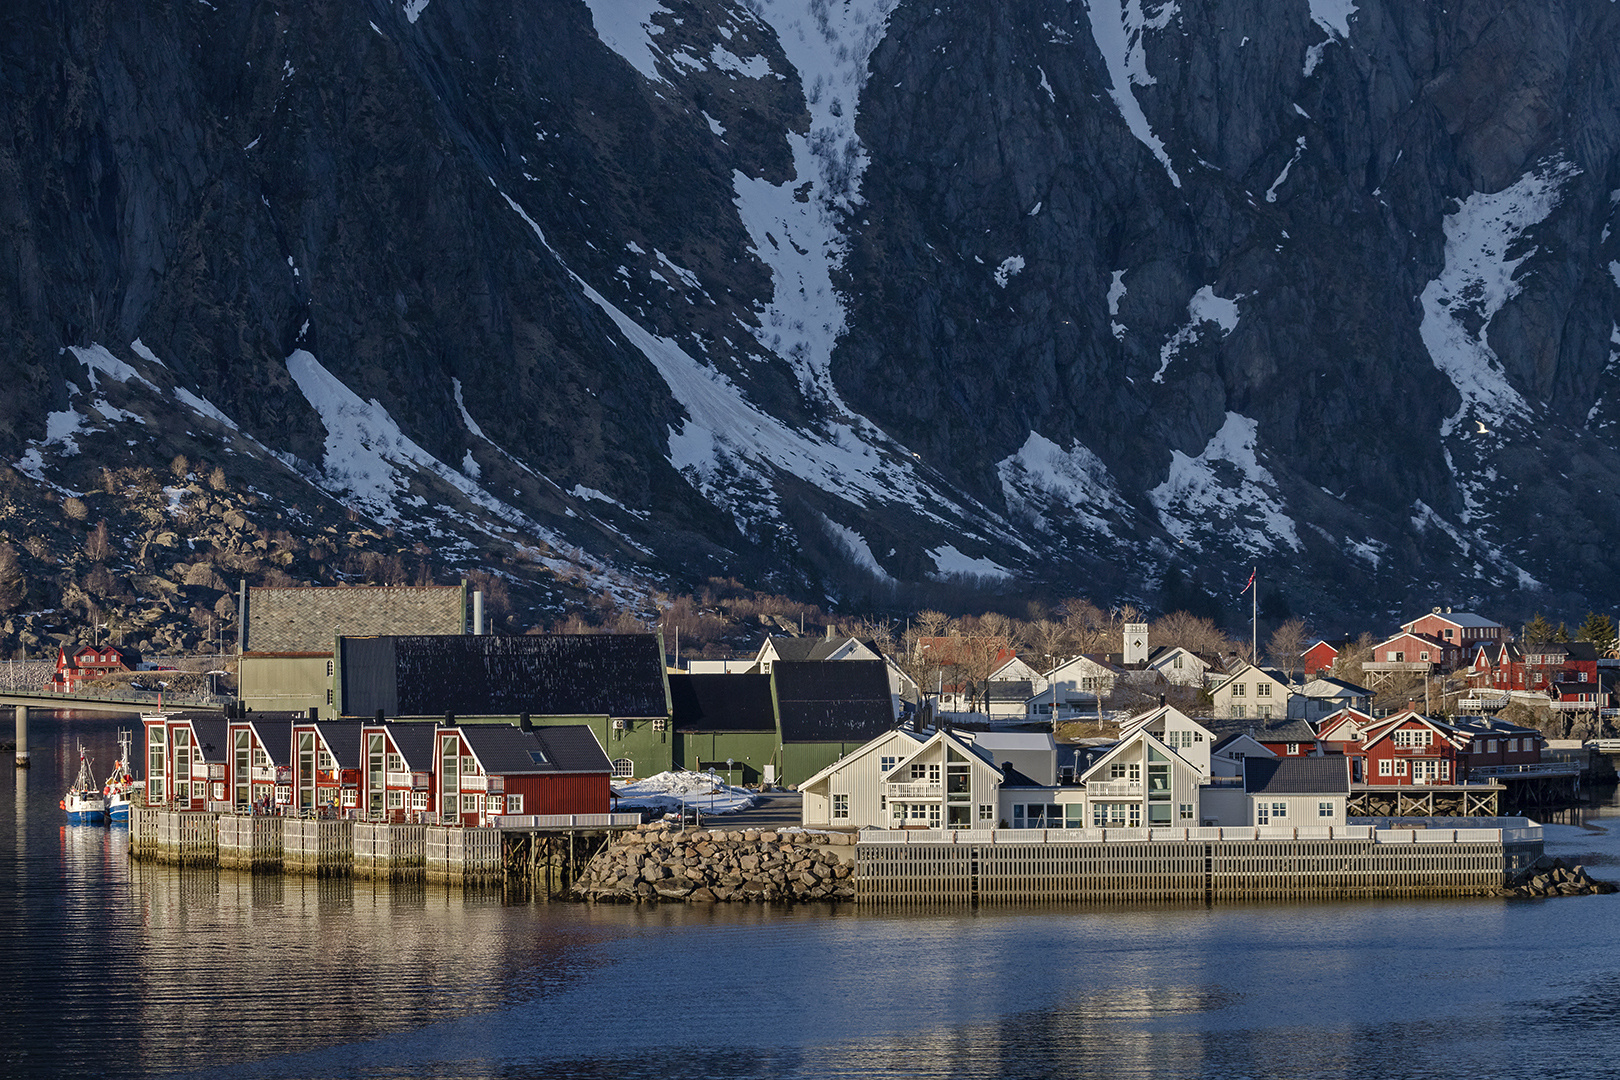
[1237, 568, 1256, 597]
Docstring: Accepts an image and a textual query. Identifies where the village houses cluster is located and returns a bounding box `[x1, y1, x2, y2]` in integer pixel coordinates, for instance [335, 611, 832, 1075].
[126, 587, 1595, 832]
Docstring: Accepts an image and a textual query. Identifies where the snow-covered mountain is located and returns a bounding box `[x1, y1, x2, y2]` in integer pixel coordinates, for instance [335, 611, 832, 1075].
[6, 0, 1620, 626]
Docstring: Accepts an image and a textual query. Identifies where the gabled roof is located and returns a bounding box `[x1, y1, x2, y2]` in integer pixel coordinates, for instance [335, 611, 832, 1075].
[1298, 676, 1372, 698]
[1373, 630, 1450, 650]
[1401, 611, 1503, 631]
[773, 660, 894, 743]
[1117, 703, 1212, 740]
[381, 722, 436, 770]
[1244, 756, 1349, 795]
[1048, 652, 1125, 677]
[456, 723, 611, 775]
[669, 673, 777, 733]
[1208, 663, 1292, 695]
[985, 679, 1033, 703]
[888, 727, 1004, 778]
[1206, 715, 1318, 744]
[308, 719, 363, 769]
[1078, 729, 1199, 785]
[244, 584, 464, 653]
[1211, 732, 1276, 757]
[189, 717, 230, 761]
[340, 633, 668, 719]
[1358, 710, 1470, 751]
[243, 718, 294, 765]
[1315, 707, 1376, 740]
[798, 728, 926, 790]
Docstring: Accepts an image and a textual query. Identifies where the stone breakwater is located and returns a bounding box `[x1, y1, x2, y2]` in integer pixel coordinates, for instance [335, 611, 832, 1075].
[1503, 858, 1618, 899]
[573, 824, 856, 903]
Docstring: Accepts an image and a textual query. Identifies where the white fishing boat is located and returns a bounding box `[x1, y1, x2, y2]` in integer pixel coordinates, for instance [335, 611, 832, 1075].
[61, 742, 107, 825]
[104, 727, 137, 824]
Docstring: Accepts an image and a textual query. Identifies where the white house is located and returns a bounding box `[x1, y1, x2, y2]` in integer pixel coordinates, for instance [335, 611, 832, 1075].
[1116, 704, 1215, 777]
[881, 728, 1008, 830]
[1142, 646, 1216, 687]
[1241, 756, 1349, 826]
[1074, 728, 1205, 828]
[798, 729, 925, 829]
[1027, 654, 1124, 719]
[1292, 676, 1373, 721]
[1209, 731, 1276, 778]
[1209, 663, 1294, 722]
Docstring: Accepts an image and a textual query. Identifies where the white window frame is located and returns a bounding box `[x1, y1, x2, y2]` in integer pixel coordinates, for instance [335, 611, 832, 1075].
[612, 758, 635, 778]
[506, 794, 522, 814]
[832, 793, 850, 820]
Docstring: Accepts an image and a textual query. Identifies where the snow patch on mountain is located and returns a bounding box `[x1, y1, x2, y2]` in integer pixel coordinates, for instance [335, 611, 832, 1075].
[822, 516, 894, 582]
[1147, 412, 1301, 555]
[731, 0, 898, 403]
[929, 545, 1012, 581]
[1153, 286, 1239, 382]
[496, 189, 995, 546]
[1081, 0, 1181, 188]
[994, 256, 1025, 287]
[582, 1, 671, 84]
[1420, 159, 1578, 436]
[1303, 0, 1355, 75]
[997, 432, 1130, 535]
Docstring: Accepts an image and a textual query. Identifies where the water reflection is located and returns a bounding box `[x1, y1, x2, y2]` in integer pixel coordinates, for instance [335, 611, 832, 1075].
[8, 711, 1620, 1080]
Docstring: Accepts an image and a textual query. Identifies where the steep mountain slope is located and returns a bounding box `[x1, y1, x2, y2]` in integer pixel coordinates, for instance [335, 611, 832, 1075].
[4, 0, 1620, 639]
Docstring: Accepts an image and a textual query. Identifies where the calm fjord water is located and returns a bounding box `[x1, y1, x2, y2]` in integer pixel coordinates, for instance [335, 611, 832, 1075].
[5, 712, 1620, 1079]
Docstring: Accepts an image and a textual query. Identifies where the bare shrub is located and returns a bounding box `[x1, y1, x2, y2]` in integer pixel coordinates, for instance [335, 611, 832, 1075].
[63, 496, 88, 521]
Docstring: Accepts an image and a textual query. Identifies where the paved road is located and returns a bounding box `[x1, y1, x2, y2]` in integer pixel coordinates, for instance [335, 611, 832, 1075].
[695, 789, 803, 830]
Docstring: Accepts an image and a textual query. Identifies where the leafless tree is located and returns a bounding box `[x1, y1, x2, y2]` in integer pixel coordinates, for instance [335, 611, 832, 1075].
[1267, 618, 1309, 683]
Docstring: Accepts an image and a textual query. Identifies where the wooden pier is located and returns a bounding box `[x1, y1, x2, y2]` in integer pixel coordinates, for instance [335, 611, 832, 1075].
[854, 823, 1542, 906]
[130, 808, 640, 894]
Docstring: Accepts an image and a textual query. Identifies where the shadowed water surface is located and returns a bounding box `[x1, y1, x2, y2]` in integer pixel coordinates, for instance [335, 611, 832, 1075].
[5, 713, 1619, 1079]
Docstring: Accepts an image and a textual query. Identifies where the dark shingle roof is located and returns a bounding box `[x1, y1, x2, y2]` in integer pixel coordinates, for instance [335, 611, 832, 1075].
[246, 719, 294, 765]
[384, 722, 437, 770]
[313, 720, 363, 769]
[340, 634, 668, 719]
[1244, 756, 1350, 795]
[190, 718, 231, 760]
[458, 724, 611, 775]
[773, 660, 894, 743]
[986, 679, 1033, 702]
[669, 673, 777, 733]
[1208, 716, 1318, 743]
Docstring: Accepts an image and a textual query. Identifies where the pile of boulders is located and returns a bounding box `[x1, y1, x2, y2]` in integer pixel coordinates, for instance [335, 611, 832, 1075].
[573, 823, 856, 903]
[1504, 858, 1618, 898]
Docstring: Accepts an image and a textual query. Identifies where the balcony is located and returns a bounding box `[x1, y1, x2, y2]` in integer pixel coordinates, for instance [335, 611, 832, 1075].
[1390, 745, 1440, 755]
[1085, 780, 1143, 798]
[884, 781, 942, 799]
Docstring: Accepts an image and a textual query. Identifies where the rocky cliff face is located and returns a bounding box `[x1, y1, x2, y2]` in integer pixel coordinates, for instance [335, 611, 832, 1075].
[5, 0, 1620, 631]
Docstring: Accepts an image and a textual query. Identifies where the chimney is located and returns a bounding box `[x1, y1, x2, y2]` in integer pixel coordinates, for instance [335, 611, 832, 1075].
[473, 591, 485, 636]
[375, 709, 384, 724]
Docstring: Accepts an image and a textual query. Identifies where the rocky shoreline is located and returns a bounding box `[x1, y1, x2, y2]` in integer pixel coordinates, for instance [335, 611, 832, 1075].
[1502, 858, 1618, 899]
[572, 824, 855, 904]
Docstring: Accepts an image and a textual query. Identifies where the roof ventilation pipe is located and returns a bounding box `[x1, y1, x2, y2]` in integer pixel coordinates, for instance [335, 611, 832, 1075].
[473, 591, 484, 636]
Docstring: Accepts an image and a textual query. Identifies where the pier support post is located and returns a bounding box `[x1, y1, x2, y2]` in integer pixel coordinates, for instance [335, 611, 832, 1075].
[13, 705, 27, 768]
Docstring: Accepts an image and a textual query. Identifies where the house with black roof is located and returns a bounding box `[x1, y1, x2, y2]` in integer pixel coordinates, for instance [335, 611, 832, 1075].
[436, 723, 612, 825]
[335, 632, 675, 780]
[669, 672, 779, 786]
[289, 717, 365, 814]
[359, 720, 437, 820]
[225, 714, 296, 811]
[141, 712, 230, 810]
[1242, 755, 1350, 826]
[773, 659, 897, 785]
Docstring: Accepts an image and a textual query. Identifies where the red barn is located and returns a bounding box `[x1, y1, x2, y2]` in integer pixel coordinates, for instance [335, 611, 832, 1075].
[1368, 631, 1461, 671]
[435, 723, 612, 826]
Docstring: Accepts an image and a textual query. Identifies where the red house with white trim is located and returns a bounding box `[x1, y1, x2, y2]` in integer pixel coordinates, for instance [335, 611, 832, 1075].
[51, 644, 138, 692]
[224, 716, 294, 811]
[1400, 610, 1507, 650]
[1369, 631, 1460, 671]
[141, 712, 230, 809]
[434, 723, 612, 826]
[359, 721, 436, 821]
[1346, 710, 1465, 786]
[288, 718, 364, 815]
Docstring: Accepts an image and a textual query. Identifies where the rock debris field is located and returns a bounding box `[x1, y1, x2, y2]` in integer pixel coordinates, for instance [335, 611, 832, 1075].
[573, 823, 855, 904]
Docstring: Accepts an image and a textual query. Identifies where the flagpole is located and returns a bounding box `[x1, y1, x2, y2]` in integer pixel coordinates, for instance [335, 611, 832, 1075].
[1252, 570, 1257, 665]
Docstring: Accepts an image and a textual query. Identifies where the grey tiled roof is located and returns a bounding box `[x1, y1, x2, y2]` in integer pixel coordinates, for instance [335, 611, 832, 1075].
[1244, 756, 1350, 795]
[244, 585, 464, 653]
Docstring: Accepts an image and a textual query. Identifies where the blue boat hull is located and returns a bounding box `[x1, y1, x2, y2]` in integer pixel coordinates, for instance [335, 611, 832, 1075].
[65, 808, 106, 825]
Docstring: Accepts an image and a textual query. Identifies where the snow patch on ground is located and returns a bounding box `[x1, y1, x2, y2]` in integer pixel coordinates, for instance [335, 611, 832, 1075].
[581, 1, 671, 83]
[1153, 286, 1240, 382]
[1345, 537, 1386, 568]
[708, 43, 772, 79]
[996, 431, 1131, 535]
[1147, 412, 1302, 555]
[1081, 0, 1181, 188]
[174, 388, 239, 431]
[994, 255, 1025, 287]
[68, 344, 157, 392]
[1109, 269, 1128, 339]
[401, 1, 429, 25]
[614, 770, 757, 815]
[1309, 0, 1357, 37]
[450, 377, 488, 439]
[1420, 159, 1578, 436]
[929, 545, 1012, 581]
